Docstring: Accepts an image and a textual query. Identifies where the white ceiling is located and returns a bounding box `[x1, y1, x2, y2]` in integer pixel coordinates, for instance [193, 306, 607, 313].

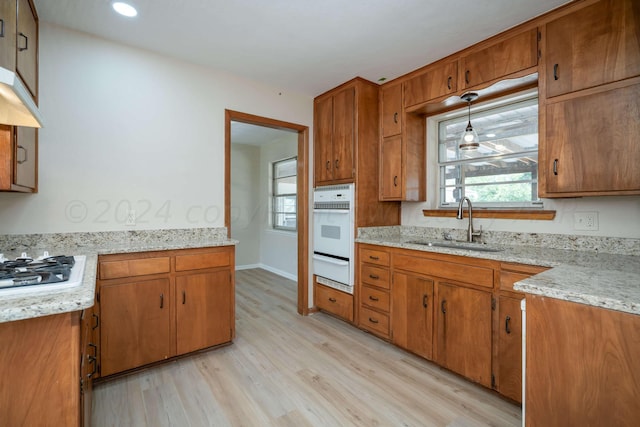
[33, 0, 570, 97]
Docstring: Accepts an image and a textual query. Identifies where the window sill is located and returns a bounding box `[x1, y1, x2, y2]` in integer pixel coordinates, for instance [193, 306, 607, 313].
[422, 209, 556, 220]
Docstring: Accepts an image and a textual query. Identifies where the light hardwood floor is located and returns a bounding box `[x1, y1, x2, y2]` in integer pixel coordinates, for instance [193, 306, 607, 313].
[92, 269, 521, 427]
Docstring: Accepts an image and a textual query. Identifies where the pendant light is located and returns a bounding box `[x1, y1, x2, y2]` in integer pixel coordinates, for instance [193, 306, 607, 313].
[459, 92, 479, 151]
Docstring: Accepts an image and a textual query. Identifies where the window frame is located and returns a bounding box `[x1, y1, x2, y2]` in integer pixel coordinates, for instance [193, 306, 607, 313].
[435, 90, 542, 209]
[271, 156, 297, 232]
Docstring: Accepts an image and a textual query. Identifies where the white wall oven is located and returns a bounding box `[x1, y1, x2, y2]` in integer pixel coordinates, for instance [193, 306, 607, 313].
[313, 184, 354, 294]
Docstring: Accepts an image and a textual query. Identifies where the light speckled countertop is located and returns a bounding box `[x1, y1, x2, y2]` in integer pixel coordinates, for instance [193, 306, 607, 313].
[356, 233, 640, 316]
[0, 229, 237, 323]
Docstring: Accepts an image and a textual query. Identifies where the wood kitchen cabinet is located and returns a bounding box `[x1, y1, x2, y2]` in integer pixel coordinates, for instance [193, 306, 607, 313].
[314, 279, 354, 322]
[314, 85, 355, 185]
[381, 82, 403, 137]
[436, 282, 492, 387]
[543, 0, 640, 99]
[357, 244, 391, 339]
[0, 124, 38, 192]
[80, 305, 97, 427]
[0, 0, 17, 71]
[0, 312, 83, 426]
[391, 271, 434, 360]
[525, 295, 640, 426]
[539, 0, 640, 197]
[97, 246, 235, 377]
[16, 0, 38, 99]
[495, 263, 548, 403]
[460, 28, 538, 90]
[404, 60, 457, 108]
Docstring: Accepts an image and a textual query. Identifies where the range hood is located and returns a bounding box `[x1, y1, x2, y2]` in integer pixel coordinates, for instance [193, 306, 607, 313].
[0, 66, 43, 128]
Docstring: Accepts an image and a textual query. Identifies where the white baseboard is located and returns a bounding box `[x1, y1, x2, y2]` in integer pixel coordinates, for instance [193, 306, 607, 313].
[236, 263, 297, 282]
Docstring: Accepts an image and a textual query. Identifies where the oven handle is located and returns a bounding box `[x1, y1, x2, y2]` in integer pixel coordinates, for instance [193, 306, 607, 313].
[312, 254, 349, 266]
[313, 209, 350, 214]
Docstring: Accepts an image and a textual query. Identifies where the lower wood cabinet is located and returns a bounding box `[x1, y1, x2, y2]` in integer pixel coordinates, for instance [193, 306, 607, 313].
[0, 312, 83, 426]
[358, 244, 391, 339]
[496, 295, 523, 401]
[314, 280, 354, 322]
[525, 295, 640, 426]
[391, 271, 434, 360]
[97, 246, 235, 377]
[435, 281, 492, 387]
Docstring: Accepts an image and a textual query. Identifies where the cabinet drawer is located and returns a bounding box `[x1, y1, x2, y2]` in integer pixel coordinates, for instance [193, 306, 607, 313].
[315, 284, 354, 322]
[393, 254, 494, 288]
[361, 265, 390, 289]
[360, 247, 390, 266]
[175, 250, 231, 271]
[361, 286, 390, 312]
[500, 264, 548, 292]
[360, 306, 389, 337]
[99, 257, 170, 280]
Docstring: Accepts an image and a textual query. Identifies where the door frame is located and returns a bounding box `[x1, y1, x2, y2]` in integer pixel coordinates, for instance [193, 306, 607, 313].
[225, 110, 310, 315]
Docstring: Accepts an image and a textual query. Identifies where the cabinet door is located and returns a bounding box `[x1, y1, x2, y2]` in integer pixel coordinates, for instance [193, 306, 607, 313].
[176, 270, 233, 355]
[16, 0, 37, 98]
[100, 278, 171, 376]
[461, 29, 538, 89]
[436, 282, 492, 386]
[545, 0, 640, 98]
[0, 0, 16, 70]
[380, 135, 402, 200]
[543, 82, 640, 195]
[404, 60, 457, 107]
[497, 295, 523, 403]
[392, 272, 434, 360]
[314, 95, 333, 184]
[14, 126, 37, 190]
[332, 87, 355, 181]
[381, 83, 402, 137]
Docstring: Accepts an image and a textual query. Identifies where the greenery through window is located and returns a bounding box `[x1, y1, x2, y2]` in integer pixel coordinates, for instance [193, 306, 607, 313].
[272, 157, 297, 231]
[438, 95, 540, 207]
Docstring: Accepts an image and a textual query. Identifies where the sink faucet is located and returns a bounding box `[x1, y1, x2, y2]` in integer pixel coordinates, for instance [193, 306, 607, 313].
[457, 197, 482, 242]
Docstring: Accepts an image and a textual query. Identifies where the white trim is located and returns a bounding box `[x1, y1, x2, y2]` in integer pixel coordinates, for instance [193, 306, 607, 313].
[235, 263, 297, 282]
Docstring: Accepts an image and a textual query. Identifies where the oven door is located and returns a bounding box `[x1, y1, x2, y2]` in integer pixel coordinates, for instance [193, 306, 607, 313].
[313, 209, 351, 259]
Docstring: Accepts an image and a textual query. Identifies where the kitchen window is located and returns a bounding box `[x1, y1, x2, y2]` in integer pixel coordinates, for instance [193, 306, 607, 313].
[438, 93, 540, 207]
[272, 156, 297, 231]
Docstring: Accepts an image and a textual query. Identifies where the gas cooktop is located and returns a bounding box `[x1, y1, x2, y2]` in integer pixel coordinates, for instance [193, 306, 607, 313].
[0, 253, 87, 294]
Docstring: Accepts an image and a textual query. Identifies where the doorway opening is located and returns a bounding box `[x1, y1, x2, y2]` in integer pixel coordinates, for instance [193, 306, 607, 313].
[225, 110, 309, 315]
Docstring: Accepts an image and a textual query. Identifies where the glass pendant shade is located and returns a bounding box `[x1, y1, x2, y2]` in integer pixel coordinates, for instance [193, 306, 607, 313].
[459, 92, 479, 151]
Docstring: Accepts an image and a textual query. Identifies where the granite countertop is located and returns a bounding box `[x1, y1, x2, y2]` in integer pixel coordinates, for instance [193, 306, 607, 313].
[356, 234, 640, 316]
[0, 236, 238, 324]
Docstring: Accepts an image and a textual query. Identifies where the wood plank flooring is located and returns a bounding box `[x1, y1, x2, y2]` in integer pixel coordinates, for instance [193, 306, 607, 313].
[92, 268, 521, 427]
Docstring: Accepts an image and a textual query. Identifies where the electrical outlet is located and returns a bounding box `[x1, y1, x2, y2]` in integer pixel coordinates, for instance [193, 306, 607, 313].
[125, 210, 136, 226]
[573, 212, 598, 231]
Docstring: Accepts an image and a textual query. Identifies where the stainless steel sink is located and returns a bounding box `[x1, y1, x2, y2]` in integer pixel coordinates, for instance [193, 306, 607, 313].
[406, 240, 503, 253]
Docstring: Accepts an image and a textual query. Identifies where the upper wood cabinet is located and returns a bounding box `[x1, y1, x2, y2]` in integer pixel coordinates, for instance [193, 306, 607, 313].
[0, 0, 17, 71]
[404, 60, 457, 107]
[0, 124, 38, 192]
[460, 28, 538, 90]
[381, 82, 402, 137]
[16, 0, 38, 99]
[542, 81, 640, 196]
[380, 135, 403, 200]
[543, 0, 640, 98]
[314, 85, 355, 185]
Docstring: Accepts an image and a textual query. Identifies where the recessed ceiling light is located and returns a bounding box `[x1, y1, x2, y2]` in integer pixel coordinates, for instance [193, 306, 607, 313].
[113, 2, 137, 17]
[486, 133, 496, 138]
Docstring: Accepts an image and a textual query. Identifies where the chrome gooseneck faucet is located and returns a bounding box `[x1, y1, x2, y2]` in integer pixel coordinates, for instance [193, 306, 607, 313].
[457, 197, 482, 242]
